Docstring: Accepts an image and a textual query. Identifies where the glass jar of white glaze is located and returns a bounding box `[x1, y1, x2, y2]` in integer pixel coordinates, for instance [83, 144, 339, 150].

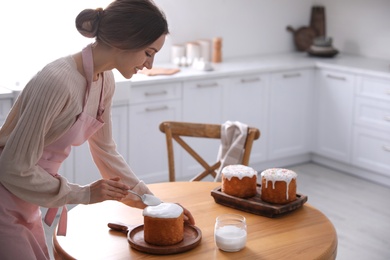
[214, 214, 247, 252]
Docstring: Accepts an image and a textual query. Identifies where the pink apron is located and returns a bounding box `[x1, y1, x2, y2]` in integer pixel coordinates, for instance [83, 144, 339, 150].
[0, 44, 105, 259]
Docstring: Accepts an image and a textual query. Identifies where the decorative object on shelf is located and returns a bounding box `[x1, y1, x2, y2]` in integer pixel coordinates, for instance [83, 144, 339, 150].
[287, 5, 331, 53]
[171, 44, 185, 66]
[306, 5, 339, 58]
[186, 42, 201, 66]
[192, 59, 214, 71]
[307, 36, 339, 58]
[286, 26, 316, 51]
[197, 39, 212, 62]
[212, 37, 223, 63]
[310, 5, 326, 37]
[171, 39, 212, 67]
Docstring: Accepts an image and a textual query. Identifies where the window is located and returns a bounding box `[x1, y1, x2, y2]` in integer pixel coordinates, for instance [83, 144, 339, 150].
[0, 0, 112, 87]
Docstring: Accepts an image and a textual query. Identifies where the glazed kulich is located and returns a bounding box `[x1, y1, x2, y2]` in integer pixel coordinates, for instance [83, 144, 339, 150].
[221, 164, 258, 198]
[143, 202, 184, 246]
[260, 168, 297, 204]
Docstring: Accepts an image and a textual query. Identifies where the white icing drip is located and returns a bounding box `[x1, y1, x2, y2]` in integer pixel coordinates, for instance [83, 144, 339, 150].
[143, 202, 183, 218]
[261, 168, 297, 200]
[222, 164, 257, 181]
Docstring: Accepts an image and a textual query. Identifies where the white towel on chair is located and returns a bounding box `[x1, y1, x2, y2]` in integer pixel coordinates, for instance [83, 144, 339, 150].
[215, 121, 248, 182]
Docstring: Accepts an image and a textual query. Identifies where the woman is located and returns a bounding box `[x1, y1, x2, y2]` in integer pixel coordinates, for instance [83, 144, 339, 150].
[0, 0, 194, 259]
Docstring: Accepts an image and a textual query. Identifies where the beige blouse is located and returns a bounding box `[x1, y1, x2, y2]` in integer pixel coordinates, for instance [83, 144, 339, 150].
[0, 55, 150, 208]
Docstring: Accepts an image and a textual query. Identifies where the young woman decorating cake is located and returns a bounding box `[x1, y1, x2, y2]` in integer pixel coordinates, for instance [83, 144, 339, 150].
[0, 1, 194, 258]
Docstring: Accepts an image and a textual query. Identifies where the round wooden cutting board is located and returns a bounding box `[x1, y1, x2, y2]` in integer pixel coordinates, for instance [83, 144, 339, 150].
[127, 224, 202, 255]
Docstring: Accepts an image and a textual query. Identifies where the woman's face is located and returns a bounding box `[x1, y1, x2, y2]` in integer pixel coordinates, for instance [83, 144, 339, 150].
[115, 34, 166, 79]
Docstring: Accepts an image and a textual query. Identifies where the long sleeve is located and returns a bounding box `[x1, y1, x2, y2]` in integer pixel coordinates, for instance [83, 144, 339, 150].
[87, 73, 152, 207]
[0, 56, 91, 207]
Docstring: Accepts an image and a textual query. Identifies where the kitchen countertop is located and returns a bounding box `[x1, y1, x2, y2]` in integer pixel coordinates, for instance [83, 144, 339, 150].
[2, 52, 390, 100]
[114, 52, 390, 86]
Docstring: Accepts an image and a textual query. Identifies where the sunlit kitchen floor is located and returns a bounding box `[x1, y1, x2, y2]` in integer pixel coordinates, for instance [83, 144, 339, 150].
[44, 162, 390, 260]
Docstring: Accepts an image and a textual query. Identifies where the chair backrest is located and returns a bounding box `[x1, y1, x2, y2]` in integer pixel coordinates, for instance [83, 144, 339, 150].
[159, 121, 261, 182]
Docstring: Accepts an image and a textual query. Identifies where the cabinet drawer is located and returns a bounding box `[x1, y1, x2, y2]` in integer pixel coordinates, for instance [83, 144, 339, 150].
[357, 76, 390, 101]
[130, 82, 181, 104]
[355, 97, 390, 130]
[352, 127, 390, 176]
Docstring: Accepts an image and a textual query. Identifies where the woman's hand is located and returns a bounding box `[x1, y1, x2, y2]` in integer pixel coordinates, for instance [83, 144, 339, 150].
[177, 203, 195, 225]
[89, 177, 130, 204]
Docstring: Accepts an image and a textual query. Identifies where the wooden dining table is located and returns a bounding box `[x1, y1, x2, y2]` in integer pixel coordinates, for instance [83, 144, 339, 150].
[53, 182, 337, 259]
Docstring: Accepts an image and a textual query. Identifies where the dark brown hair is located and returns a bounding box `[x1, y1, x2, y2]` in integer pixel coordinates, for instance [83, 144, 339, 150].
[75, 0, 169, 50]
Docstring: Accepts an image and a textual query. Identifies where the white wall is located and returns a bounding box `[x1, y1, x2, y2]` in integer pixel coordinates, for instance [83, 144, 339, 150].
[316, 0, 390, 60]
[155, 0, 390, 63]
[0, 0, 112, 87]
[0, 0, 388, 87]
[153, 0, 313, 63]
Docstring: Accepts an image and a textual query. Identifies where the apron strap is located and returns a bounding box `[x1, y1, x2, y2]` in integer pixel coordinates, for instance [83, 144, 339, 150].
[44, 206, 68, 236]
[82, 43, 105, 121]
[96, 73, 105, 121]
[81, 44, 94, 109]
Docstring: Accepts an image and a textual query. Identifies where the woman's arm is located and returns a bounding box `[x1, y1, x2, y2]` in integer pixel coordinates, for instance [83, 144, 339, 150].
[0, 61, 90, 208]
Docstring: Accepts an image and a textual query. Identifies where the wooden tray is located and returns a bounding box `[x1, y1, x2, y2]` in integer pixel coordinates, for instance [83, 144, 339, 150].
[211, 184, 308, 218]
[127, 224, 202, 255]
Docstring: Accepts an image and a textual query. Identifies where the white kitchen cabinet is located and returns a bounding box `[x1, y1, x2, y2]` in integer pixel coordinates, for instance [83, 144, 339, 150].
[354, 97, 390, 131]
[315, 69, 355, 163]
[181, 77, 228, 180]
[128, 82, 182, 183]
[268, 69, 314, 160]
[0, 98, 12, 126]
[3, 53, 390, 187]
[352, 127, 390, 176]
[182, 77, 226, 123]
[224, 73, 269, 164]
[352, 75, 390, 176]
[73, 104, 129, 185]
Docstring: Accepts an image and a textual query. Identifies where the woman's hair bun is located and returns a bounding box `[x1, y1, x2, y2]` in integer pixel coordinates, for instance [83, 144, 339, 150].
[74, 0, 168, 50]
[75, 8, 103, 38]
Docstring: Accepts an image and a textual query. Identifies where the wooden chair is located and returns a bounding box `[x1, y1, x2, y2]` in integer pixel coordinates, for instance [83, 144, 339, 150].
[159, 121, 261, 182]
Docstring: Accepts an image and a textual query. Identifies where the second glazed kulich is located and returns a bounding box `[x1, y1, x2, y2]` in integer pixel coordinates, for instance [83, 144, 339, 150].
[143, 203, 184, 246]
[260, 168, 297, 204]
[221, 164, 258, 198]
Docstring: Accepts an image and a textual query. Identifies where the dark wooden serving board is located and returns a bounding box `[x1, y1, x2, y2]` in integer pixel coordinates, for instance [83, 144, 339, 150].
[211, 184, 308, 218]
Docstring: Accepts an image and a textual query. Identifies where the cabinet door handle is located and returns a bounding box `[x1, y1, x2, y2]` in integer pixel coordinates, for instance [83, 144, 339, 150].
[144, 90, 168, 96]
[196, 82, 218, 88]
[384, 116, 390, 121]
[283, 73, 301, 78]
[383, 145, 390, 152]
[145, 105, 169, 112]
[326, 74, 346, 81]
[241, 77, 261, 83]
